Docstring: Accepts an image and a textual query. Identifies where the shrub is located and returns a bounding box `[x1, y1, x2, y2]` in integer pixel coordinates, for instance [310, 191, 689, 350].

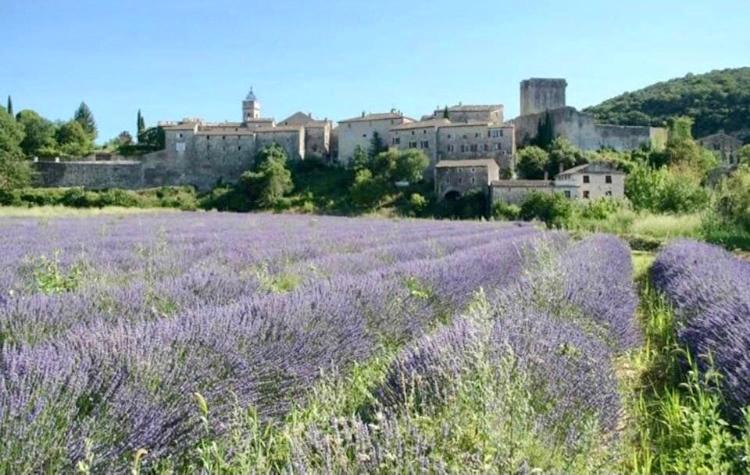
[492, 200, 521, 221]
[714, 165, 750, 232]
[408, 193, 427, 214]
[519, 192, 572, 229]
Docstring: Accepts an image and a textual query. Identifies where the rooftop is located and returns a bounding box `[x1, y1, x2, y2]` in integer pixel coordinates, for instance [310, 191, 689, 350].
[391, 118, 451, 130]
[557, 162, 625, 176]
[441, 104, 503, 112]
[435, 159, 499, 168]
[491, 179, 554, 188]
[339, 112, 411, 123]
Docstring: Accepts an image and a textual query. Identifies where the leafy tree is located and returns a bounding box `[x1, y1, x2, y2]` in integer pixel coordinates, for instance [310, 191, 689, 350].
[242, 144, 293, 208]
[16, 110, 56, 157]
[393, 149, 429, 183]
[368, 131, 387, 158]
[519, 191, 573, 229]
[351, 145, 370, 172]
[585, 67, 750, 137]
[625, 163, 667, 211]
[516, 146, 549, 179]
[56, 120, 93, 157]
[138, 126, 165, 150]
[0, 106, 32, 190]
[6, 96, 13, 118]
[661, 116, 717, 177]
[137, 110, 145, 136]
[370, 149, 398, 178]
[349, 168, 388, 208]
[547, 137, 587, 176]
[715, 165, 750, 231]
[74, 102, 97, 140]
[116, 131, 134, 146]
[738, 144, 750, 166]
[625, 162, 708, 213]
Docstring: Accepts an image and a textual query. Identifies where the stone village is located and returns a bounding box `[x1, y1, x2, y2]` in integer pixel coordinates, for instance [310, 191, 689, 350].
[35, 78, 673, 205]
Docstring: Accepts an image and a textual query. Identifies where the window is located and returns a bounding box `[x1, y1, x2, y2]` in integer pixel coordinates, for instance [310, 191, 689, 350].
[409, 141, 417, 148]
[411, 131, 415, 135]
[392, 137, 400, 145]
[238, 146, 242, 151]
[475, 132, 480, 138]
[347, 124, 351, 129]
[420, 141, 429, 149]
[583, 175, 590, 184]
[458, 178, 463, 184]
[471, 177, 475, 184]
[178, 133, 183, 138]
[471, 167, 475, 173]
[605, 175, 612, 184]
[362, 134, 367, 138]
[447, 134, 452, 139]
[605, 191, 612, 197]
[583, 190, 590, 199]
[470, 144, 478, 152]
[207, 136, 210, 140]
[222, 136, 226, 140]
[495, 143, 502, 150]
[460, 145, 466, 153]
[447, 144, 455, 152]
[484, 144, 490, 152]
[564, 190, 571, 198]
[423, 129, 427, 134]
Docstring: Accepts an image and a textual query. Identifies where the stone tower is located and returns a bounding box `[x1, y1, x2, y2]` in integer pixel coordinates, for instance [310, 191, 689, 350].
[242, 87, 261, 121]
[520, 78, 567, 116]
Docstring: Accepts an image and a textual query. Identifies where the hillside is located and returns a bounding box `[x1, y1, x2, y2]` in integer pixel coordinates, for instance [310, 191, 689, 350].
[585, 67, 750, 139]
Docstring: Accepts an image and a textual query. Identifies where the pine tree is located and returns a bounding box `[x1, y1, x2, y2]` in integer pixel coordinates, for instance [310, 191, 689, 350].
[6, 96, 13, 118]
[137, 109, 145, 136]
[74, 102, 97, 140]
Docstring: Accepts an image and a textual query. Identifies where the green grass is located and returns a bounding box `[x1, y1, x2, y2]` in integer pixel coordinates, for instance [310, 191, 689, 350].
[624, 253, 750, 474]
[0, 205, 178, 218]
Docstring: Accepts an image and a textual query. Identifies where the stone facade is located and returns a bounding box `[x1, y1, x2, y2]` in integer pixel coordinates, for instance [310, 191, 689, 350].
[280, 112, 332, 158]
[432, 104, 503, 124]
[520, 78, 567, 116]
[337, 112, 413, 164]
[436, 123, 515, 172]
[513, 106, 667, 151]
[698, 132, 743, 165]
[491, 162, 625, 205]
[434, 159, 499, 200]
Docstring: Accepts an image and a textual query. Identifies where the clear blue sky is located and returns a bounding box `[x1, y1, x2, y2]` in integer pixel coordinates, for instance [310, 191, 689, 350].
[2, 0, 748, 142]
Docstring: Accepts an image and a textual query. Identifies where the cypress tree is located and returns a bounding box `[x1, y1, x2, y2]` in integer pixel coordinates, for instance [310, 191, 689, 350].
[74, 102, 97, 140]
[137, 109, 145, 136]
[6, 96, 13, 118]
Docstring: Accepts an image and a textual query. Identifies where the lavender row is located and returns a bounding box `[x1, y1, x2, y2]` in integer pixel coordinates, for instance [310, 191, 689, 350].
[651, 239, 750, 420]
[0, 218, 535, 472]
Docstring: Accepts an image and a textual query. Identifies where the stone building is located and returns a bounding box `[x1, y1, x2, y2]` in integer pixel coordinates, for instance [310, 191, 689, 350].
[436, 123, 515, 171]
[698, 131, 743, 165]
[434, 159, 499, 200]
[337, 111, 413, 164]
[390, 118, 450, 170]
[491, 162, 625, 204]
[512, 79, 667, 151]
[432, 104, 504, 124]
[280, 112, 332, 158]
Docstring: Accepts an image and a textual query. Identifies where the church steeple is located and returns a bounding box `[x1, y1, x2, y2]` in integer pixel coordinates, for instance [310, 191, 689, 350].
[242, 87, 261, 121]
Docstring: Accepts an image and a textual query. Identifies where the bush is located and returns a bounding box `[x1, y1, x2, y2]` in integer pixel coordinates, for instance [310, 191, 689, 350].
[408, 193, 428, 214]
[714, 165, 750, 232]
[491, 200, 520, 221]
[519, 192, 573, 229]
[350, 169, 388, 209]
[578, 197, 628, 220]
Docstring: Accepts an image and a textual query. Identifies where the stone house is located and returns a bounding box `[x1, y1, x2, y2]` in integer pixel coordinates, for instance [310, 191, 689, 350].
[337, 112, 413, 164]
[436, 122, 515, 172]
[280, 112, 332, 158]
[434, 159, 500, 200]
[491, 162, 625, 204]
[389, 118, 450, 170]
[698, 132, 743, 165]
[432, 104, 504, 124]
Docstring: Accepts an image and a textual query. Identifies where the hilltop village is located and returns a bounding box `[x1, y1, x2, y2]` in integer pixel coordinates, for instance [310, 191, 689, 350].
[35, 78, 668, 202]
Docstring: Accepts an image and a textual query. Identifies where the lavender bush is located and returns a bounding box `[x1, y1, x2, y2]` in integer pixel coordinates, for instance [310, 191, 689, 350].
[0, 212, 537, 472]
[651, 239, 750, 420]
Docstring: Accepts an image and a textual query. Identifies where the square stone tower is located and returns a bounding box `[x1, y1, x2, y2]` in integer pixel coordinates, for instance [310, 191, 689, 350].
[520, 78, 567, 116]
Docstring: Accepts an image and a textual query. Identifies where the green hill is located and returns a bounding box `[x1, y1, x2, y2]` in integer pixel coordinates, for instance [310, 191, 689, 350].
[584, 67, 750, 139]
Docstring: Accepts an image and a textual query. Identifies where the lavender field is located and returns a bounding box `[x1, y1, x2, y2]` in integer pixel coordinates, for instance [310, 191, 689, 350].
[3, 211, 746, 473]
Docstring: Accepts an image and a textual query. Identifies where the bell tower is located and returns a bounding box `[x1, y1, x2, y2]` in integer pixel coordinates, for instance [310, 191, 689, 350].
[242, 87, 261, 122]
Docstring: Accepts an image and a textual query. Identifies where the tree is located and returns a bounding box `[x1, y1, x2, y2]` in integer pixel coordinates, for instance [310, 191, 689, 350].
[547, 137, 586, 176]
[138, 126, 165, 150]
[117, 131, 134, 146]
[242, 144, 293, 208]
[56, 120, 92, 157]
[739, 144, 750, 166]
[516, 146, 549, 179]
[0, 106, 32, 190]
[16, 110, 56, 157]
[519, 191, 573, 229]
[351, 145, 370, 172]
[368, 131, 387, 158]
[6, 96, 13, 118]
[137, 110, 145, 136]
[531, 111, 554, 149]
[715, 165, 750, 231]
[349, 168, 387, 208]
[74, 102, 97, 140]
[393, 149, 429, 183]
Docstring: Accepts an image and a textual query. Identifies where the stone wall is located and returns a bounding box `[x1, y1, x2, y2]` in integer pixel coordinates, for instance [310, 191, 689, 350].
[436, 124, 515, 172]
[34, 161, 144, 189]
[513, 107, 664, 151]
[520, 79, 567, 116]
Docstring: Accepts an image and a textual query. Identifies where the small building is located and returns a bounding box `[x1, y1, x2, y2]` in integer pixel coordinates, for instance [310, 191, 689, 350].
[280, 112, 332, 158]
[698, 132, 743, 165]
[491, 162, 625, 205]
[434, 159, 500, 200]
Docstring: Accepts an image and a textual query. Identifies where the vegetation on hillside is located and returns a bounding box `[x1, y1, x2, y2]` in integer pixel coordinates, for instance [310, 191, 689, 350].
[585, 67, 750, 139]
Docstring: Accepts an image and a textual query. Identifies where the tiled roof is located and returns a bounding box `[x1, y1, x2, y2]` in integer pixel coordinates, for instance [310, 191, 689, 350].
[255, 125, 304, 133]
[391, 118, 451, 130]
[339, 112, 409, 123]
[444, 104, 503, 112]
[491, 180, 554, 188]
[557, 162, 625, 176]
[435, 159, 498, 168]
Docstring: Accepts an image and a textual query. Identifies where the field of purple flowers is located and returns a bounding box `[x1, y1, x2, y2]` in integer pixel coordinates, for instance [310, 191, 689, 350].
[0, 213, 550, 471]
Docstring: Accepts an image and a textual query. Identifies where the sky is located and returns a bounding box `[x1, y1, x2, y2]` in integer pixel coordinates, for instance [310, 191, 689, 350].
[2, 0, 749, 142]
